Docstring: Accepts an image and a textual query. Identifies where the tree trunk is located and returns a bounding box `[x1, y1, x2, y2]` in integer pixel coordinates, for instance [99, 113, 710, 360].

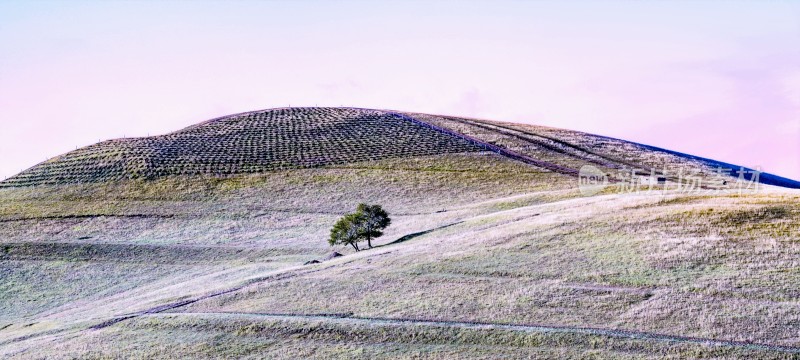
[367, 236, 372, 249]
[351, 242, 359, 251]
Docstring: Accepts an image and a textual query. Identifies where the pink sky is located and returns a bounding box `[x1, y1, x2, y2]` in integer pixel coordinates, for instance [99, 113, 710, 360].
[1, 1, 798, 180]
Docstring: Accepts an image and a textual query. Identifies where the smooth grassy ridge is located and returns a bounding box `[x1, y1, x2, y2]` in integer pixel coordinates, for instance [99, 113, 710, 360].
[406, 112, 797, 189]
[170, 191, 800, 353]
[0, 152, 577, 356]
[0, 153, 564, 245]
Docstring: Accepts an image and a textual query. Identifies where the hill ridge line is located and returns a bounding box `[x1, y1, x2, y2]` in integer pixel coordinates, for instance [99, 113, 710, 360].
[388, 111, 580, 176]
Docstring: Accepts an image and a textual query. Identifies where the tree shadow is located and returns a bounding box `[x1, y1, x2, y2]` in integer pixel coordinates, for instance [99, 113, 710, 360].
[377, 221, 464, 248]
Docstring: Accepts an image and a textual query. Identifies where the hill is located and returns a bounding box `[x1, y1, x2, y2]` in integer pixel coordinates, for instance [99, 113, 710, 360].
[0, 107, 799, 359]
[0, 108, 486, 187]
[4, 107, 797, 189]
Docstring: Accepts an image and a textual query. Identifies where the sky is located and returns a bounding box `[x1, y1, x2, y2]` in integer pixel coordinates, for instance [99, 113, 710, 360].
[1, 0, 798, 180]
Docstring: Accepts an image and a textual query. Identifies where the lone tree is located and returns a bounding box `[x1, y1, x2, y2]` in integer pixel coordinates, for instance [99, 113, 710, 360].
[328, 204, 391, 251]
[329, 212, 366, 251]
[356, 203, 391, 249]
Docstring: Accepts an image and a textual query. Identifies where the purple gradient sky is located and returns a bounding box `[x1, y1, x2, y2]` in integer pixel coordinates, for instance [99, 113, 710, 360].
[1, 1, 798, 180]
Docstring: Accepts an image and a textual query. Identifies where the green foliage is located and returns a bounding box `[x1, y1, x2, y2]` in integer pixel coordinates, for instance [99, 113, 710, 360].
[328, 204, 392, 251]
[355, 203, 392, 249]
[329, 213, 366, 251]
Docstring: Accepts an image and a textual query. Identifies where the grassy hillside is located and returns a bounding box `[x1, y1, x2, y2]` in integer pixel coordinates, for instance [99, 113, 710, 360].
[1, 107, 799, 359]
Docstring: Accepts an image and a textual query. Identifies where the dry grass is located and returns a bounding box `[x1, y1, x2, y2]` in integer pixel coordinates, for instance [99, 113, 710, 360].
[3, 181, 800, 358]
[1, 108, 799, 358]
[10, 313, 792, 360]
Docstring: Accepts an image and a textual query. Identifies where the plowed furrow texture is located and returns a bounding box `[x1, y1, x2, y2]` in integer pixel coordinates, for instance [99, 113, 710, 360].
[1, 108, 484, 187]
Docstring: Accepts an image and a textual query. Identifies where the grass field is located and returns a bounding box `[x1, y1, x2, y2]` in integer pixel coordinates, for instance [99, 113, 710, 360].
[1, 108, 798, 359]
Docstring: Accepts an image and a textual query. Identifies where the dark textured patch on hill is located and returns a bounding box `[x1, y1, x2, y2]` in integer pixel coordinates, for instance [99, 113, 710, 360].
[4, 106, 799, 189]
[0, 108, 484, 187]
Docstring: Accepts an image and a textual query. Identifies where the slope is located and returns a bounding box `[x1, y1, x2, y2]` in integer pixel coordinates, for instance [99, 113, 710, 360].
[4, 106, 798, 189]
[1, 107, 799, 359]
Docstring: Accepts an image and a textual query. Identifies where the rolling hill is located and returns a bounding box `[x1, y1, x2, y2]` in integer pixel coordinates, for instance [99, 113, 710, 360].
[1, 107, 799, 359]
[4, 107, 797, 189]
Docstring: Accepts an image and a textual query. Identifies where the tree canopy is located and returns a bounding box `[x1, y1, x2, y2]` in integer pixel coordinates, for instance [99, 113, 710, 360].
[328, 212, 366, 251]
[328, 204, 391, 251]
[356, 203, 391, 249]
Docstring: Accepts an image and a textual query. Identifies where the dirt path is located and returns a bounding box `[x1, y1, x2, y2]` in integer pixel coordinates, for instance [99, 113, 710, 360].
[85, 194, 627, 331]
[5, 193, 794, 356]
[0, 193, 648, 350]
[147, 311, 800, 354]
